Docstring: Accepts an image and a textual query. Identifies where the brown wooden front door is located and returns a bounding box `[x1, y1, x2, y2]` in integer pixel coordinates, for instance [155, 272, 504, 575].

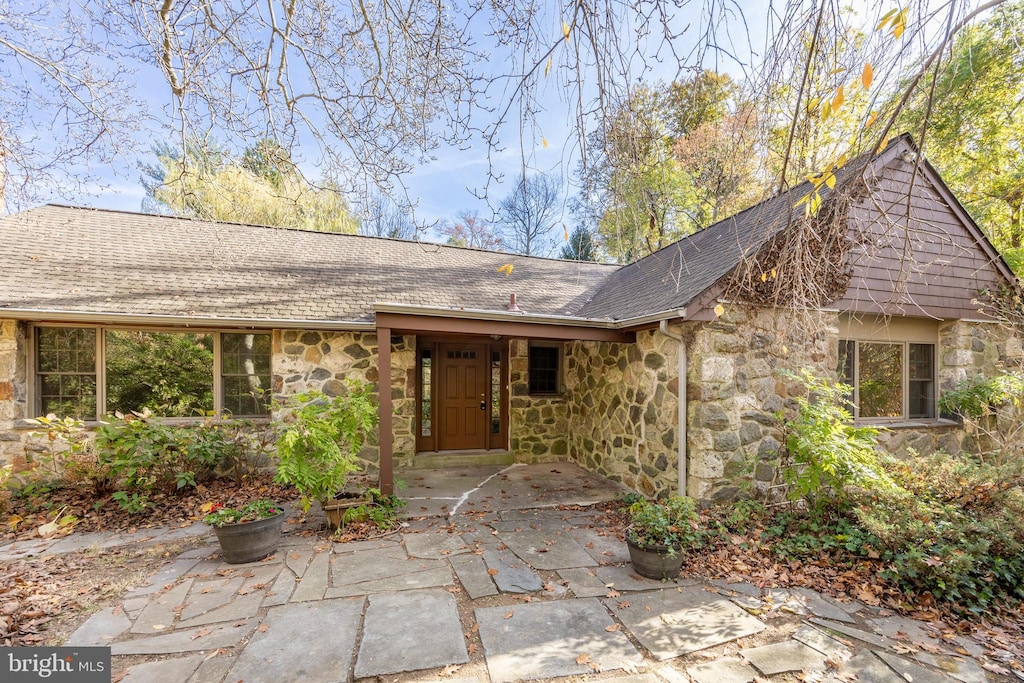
[436, 343, 488, 450]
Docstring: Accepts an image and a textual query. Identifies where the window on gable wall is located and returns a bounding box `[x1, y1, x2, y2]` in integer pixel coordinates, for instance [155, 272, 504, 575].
[33, 326, 271, 420]
[837, 339, 935, 421]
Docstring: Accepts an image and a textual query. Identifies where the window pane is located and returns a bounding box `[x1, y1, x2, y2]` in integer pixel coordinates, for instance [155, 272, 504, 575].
[528, 345, 560, 394]
[859, 343, 902, 418]
[908, 343, 935, 419]
[37, 327, 95, 373]
[40, 374, 96, 419]
[36, 327, 97, 418]
[491, 350, 501, 435]
[105, 331, 214, 417]
[220, 333, 271, 416]
[420, 350, 431, 437]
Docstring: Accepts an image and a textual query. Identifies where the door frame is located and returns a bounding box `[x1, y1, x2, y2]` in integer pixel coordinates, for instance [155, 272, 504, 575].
[416, 336, 508, 452]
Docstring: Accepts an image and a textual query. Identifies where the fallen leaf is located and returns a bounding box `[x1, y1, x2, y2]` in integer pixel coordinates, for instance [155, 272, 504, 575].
[152, 623, 166, 630]
[617, 600, 631, 609]
[257, 623, 269, 632]
[503, 611, 514, 619]
[605, 624, 620, 632]
[576, 653, 591, 665]
[487, 568, 499, 576]
[606, 589, 621, 598]
[190, 628, 212, 640]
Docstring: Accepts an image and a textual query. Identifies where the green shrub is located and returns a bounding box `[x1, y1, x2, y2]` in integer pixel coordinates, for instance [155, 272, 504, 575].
[274, 386, 378, 511]
[854, 452, 1024, 612]
[95, 413, 232, 500]
[781, 370, 894, 507]
[625, 496, 702, 554]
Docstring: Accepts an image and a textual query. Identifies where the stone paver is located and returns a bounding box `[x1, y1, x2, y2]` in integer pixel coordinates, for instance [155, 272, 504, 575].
[125, 558, 202, 597]
[326, 545, 452, 597]
[497, 529, 596, 570]
[558, 567, 612, 598]
[354, 589, 469, 678]
[177, 586, 263, 628]
[604, 586, 766, 660]
[187, 656, 235, 683]
[842, 651, 906, 683]
[874, 650, 958, 683]
[569, 527, 631, 564]
[402, 530, 473, 559]
[112, 619, 256, 655]
[792, 623, 852, 658]
[710, 579, 762, 597]
[687, 656, 758, 683]
[65, 606, 131, 646]
[226, 599, 363, 683]
[289, 550, 330, 602]
[476, 598, 642, 683]
[481, 546, 543, 593]
[741, 640, 828, 675]
[178, 577, 243, 621]
[131, 579, 193, 634]
[790, 586, 858, 623]
[449, 553, 499, 599]
[810, 617, 895, 649]
[121, 655, 203, 683]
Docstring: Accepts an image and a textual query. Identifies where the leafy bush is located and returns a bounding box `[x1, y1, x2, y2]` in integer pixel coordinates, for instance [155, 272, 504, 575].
[340, 487, 406, 532]
[0, 463, 12, 515]
[781, 370, 894, 506]
[26, 415, 117, 495]
[854, 452, 1024, 612]
[274, 386, 378, 511]
[625, 496, 702, 553]
[939, 372, 1024, 465]
[203, 499, 282, 527]
[94, 413, 233, 508]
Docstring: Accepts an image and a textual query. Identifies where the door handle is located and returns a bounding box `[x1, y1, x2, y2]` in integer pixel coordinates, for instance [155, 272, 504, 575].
[480, 394, 486, 410]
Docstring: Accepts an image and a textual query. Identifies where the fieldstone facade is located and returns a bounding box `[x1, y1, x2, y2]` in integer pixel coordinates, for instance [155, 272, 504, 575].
[0, 320, 28, 467]
[563, 329, 680, 498]
[0, 314, 1018, 503]
[272, 330, 417, 468]
[508, 339, 569, 461]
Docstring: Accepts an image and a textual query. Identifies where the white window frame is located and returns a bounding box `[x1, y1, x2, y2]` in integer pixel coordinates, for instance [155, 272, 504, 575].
[28, 324, 273, 422]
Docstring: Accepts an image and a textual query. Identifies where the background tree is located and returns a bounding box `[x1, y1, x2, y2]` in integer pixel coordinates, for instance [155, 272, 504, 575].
[141, 140, 357, 233]
[439, 211, 502, 250]
[900, 1, 1024, 271]
[497, 175, 562, 256]
[560, 225, 598, 261]
[356, 193, 417, 240]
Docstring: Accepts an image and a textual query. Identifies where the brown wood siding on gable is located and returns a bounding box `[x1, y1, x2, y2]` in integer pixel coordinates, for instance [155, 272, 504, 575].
[835, 157, 1010, 319]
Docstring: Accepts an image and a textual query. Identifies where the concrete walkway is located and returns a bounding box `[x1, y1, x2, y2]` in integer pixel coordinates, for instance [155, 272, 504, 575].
[27, 462, 1010, 682]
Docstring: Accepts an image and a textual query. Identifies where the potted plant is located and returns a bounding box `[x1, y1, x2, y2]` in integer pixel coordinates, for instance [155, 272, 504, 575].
[203, 499, 285, 563]
[624, 495, 700, 580]
[273, 385, 378, 530]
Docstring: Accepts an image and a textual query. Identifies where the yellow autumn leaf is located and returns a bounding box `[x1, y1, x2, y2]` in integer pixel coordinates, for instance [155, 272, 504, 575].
[200, 501, 216, 513]
[562, 21, 570, 41]
[714, 303, 725, 317]
[808, 191, 823, 216]
[820, 101, 831, 123]
[770, 268, 778, 279]
[824, 172, 836, 189]
[563, 226, 570, 242]
[760, 272, 767, 282]
[831, 85, 845, 112]
[497, 263, 514, 277]
[794, 193, 810, 207]
[866, 110, 878, 127]
[545, 56, 552, 77]
[7, 514, 22, 529]
[862, 63, 874, 89]
[835, 153, 848, 169]
[542, 137, 549, 149]
[806, 97, 821, 113]
[894, 19, 905, 39]
[877, 8, 898, 31]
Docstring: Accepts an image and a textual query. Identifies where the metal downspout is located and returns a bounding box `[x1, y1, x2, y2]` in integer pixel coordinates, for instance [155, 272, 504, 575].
[659, 320, 687, 497]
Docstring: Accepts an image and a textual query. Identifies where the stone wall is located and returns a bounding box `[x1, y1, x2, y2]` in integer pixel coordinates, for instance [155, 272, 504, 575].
[0, 320, 28, 467]
[563, 329, 681, 498]
[685, 308, 838, 502]
[272, 330, 417, 468]
[508, 339, 569, 461]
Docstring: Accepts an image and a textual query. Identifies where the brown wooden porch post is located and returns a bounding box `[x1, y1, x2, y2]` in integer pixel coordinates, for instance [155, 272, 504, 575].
[378, 326, 394, 495]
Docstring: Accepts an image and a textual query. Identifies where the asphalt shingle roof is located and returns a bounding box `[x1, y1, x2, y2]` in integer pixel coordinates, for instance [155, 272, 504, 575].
[0, 205, 618, 323]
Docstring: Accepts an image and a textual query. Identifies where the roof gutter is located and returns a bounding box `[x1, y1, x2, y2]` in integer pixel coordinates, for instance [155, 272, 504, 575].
[373, 303, 687, 330]
[0, 308, 374, 331]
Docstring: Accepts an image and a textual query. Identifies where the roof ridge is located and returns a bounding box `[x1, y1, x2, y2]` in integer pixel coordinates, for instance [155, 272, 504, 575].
[36, 203, 619, 268]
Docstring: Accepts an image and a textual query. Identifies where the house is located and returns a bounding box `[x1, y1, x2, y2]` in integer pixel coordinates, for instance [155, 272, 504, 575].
[0, 135, 1017, 501]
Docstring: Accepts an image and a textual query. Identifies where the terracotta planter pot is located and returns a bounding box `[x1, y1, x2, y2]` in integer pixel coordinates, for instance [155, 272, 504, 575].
[320, 494, 369, 530]
[626, 535, 684, 580]
[213, 511, 285, 564]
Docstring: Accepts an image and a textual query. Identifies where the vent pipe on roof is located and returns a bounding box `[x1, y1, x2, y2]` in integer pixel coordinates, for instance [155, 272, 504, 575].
[508, 293, 522, 312]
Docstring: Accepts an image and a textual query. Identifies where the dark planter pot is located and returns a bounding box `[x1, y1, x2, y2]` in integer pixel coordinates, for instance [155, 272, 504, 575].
[213, 511, 285, 564]
[626, 535, 684, 580]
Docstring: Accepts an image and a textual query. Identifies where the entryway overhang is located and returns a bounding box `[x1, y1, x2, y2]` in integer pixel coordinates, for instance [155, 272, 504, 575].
[373, 304, 640, 494]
